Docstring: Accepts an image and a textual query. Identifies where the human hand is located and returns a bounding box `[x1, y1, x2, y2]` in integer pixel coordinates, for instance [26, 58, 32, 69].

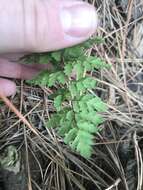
[0, 0, 98, 96]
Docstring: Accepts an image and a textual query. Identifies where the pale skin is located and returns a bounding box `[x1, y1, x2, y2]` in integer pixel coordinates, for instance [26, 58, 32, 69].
[0, 0, 98, 96]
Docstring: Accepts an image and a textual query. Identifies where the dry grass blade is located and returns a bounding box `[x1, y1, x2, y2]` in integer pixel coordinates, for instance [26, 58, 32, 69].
[105, 178, 121, 190]
[133, 132, 143, 190]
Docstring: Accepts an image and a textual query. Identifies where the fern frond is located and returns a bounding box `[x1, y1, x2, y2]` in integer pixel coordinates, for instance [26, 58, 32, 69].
[26, 37, 109, 158]
[54, 95, 63, 111]
[64, 63, 73, 77]
[77, 121, 98, 133]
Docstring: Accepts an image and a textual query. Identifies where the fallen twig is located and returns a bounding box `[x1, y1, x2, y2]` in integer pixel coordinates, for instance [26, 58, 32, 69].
[0, 93, 38, 135]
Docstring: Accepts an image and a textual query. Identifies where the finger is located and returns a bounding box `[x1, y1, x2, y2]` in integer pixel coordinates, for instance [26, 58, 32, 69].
[0, 78, 16, 96]
[0, 0, 98, 53]
[0, 58, 44, 79]
[0, 53, 25, 61]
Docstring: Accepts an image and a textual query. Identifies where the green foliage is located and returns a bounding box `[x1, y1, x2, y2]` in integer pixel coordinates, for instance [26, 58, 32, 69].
[27, 37, 109, 158]
[64, 63, 73, 77]
[54, 95, 62, 111]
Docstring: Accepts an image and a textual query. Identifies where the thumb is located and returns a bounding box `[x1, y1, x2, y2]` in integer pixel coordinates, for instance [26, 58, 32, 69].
[0, 0, 98, 53]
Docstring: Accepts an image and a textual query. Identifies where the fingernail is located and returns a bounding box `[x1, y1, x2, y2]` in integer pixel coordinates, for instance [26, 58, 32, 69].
[61, 3, 98, 38]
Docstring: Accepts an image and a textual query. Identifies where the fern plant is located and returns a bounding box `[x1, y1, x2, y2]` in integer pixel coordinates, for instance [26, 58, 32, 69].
[27, 37, 109, 158]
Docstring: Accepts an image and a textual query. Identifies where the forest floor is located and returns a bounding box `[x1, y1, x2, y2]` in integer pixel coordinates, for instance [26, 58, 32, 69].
[0, 0, 143, 190]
